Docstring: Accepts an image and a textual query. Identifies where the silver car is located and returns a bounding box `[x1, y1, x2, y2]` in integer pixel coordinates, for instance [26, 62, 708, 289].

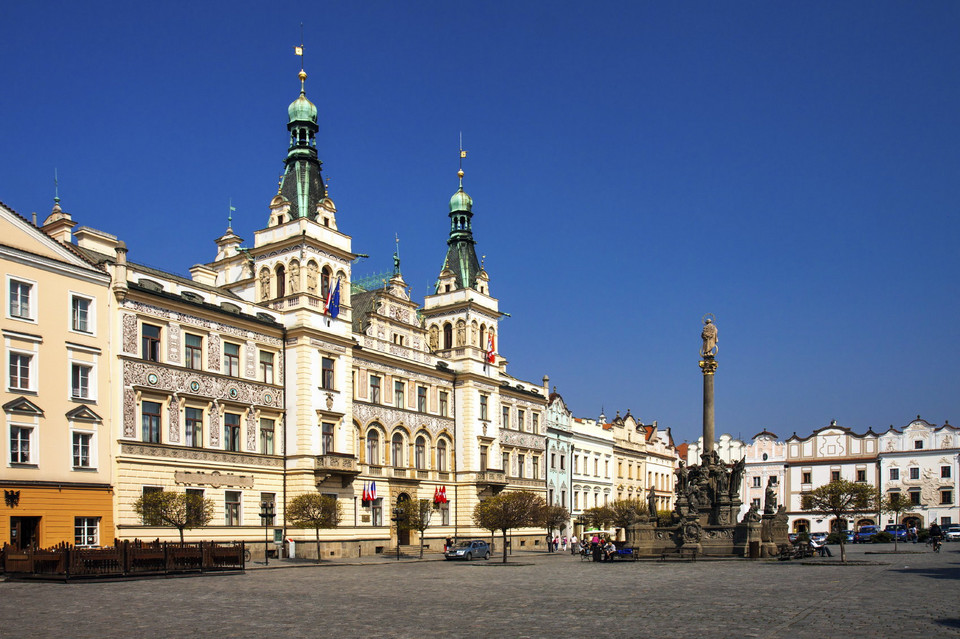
[444, 540, 491, 561]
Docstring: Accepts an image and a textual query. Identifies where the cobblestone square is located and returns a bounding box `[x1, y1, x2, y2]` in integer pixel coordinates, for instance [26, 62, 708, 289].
[2, 545, 958, 638]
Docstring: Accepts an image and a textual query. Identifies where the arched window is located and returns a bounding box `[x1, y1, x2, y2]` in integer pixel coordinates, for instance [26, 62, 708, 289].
[471, 320, 479, 346]
[437, 439, 448, 472]
[479, 324, 486, 349]
[321, 266, 332, 299]
[443, 323, 453, 349]
[392, 432, 404, 467]
[415, 436, 426, 469]
[366, 429, 380, 465]
[275, 264, 286, 298]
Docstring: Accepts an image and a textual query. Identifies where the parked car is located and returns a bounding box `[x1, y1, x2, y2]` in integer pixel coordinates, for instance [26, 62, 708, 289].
[942, 524, 960, 542]
[444, 540, 491, 561]
[854, 525, 880, 543]
[884, 524, 907, 541]
[844, 530, 855, 543]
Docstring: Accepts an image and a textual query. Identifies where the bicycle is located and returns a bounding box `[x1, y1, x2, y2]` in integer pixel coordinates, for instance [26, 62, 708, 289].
[932, 537, 942, 553]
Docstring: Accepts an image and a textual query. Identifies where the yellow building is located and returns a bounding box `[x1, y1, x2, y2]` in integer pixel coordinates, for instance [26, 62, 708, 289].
[1, 200, 114, 549]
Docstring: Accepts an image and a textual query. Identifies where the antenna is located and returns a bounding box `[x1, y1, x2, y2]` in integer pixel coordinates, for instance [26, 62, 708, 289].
[295, 23, 305, 71]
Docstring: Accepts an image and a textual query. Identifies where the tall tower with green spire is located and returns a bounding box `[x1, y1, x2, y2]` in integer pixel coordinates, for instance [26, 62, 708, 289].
[279, 69, 326, 220]
[436, 168, 481, 293]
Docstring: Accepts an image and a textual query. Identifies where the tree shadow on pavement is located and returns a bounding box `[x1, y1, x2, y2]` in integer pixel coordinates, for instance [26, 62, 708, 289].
[935, 618, 960, 629]
[889, 563, 960, 581]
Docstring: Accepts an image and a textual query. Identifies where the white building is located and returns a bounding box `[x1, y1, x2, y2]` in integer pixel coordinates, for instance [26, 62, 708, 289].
[570, 413, 614, 534]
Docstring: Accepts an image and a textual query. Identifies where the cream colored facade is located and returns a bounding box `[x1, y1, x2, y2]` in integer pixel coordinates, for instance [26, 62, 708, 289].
[1, 201, 114, 549]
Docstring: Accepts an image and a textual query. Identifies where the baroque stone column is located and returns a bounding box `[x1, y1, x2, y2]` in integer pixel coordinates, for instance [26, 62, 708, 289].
[698, 316, 718, 454]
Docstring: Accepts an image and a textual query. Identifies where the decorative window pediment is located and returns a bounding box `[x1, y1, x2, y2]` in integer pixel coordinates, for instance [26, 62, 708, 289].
[2, 396, 44, 416]
[66, 405, 103, 423]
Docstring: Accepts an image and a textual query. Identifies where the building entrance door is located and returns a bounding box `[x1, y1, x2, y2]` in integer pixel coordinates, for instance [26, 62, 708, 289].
[10, 516, 41, 550]
[397, 493, 410, 545]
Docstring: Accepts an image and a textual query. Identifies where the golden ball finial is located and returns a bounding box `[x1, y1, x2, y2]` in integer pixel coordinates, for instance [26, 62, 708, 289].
[299, 70, 307, 82]
[457, 169, 464, 179]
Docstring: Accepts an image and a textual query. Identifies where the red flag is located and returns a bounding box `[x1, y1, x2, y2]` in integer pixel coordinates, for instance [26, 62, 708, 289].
[362, 482, 369, 502]
[486, 333, 495, 363]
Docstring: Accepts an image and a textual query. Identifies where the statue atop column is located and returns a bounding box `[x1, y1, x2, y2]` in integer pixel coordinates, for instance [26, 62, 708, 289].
[700, 315, 718, 358]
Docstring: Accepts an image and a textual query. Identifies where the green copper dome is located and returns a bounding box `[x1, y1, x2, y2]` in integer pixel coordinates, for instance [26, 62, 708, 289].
[289, 93, 317, 124]
[449, 187, 473, 212]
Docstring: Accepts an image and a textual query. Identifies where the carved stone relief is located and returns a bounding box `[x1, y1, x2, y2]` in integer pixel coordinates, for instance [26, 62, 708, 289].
[168, 396, 180, 443]
[167, 324, 181, 364]
[122, 314, 138, 354]
[120, 442, 281, 467]
[208, 335, 221, 372]
[123, 388, 136, 438]
[122, 360, 282, 409]
[209, 409, 221, 447]
[245, 340, 256, 378]
[246, 409, 258, 451]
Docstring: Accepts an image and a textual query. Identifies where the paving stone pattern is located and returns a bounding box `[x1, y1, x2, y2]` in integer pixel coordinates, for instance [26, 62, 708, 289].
[1, 545, 958, 638]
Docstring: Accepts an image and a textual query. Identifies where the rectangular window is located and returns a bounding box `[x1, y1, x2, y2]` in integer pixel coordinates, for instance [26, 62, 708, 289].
[142, 324, 161, 361]
[830, 470, 840, 482]
[10, 426, 32, 464]
[502, 406, 510, 428]
[802, 471, 812, 484]
[186, 489, 206, 526]
[369, 375, 381, 404]
[394, 381, 405, 409]
[532, 413, 539, 433]
[224, 413, 241, 452]
[942, 466, 952, 479]
[321, 357, 334, 390]
[71, 363, 91, 399]
[72, 432, 92, 467]
[914, 440, 923, 450]
[574, 492, 579, 509]
[321, 422, 334, 455]
[417, 386, 427, 412]
[479, 394, 488, 420]
[890, 468, 900, 481]
[225, 491, 241, 526]
[574, 455, 579, 474]
[594, 458, 599, 477]
[479, 445, 488, 471]
[9, 352, 32, 391]
[551, 453, 556, 469]
[439, 391, 448, 417]
[561, 490, 566, 507]
[517, 409, 525, 432]
[532, 456, 539, 479]
[560, 455, 565, 471]
[260, 418, 275, 455]
[502, 451, 510, 474]
[440, 503, 450, 526]
[909, 491, 921, 505]
[74, 517, 100, 547]
[71, 296, 91, 333]
[185, 407, 203, 448]
[9, 279, 33, 319]
[909, 467, 920, 480]
[260, 351, 275, 384]
[185, 334, 203, 370]
[371, 498, 382, 527]
[605, 460, 610, 478]
[941, 490, 953, 505]
[224, 343, 240, 377]
[856, 469, 867, 482]
[141, 401, 161, 443]
[518, 454, 525, 478]
[753, 476, 762, 488]
[751, 498, 761, 508]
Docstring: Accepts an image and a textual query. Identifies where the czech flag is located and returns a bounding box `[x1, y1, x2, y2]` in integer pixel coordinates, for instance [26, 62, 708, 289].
[324, 277, 341, 319]
[486, 333, 495, 363]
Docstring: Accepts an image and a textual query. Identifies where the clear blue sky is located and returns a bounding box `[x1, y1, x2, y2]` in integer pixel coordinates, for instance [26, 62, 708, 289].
[3, 2, 958, 444]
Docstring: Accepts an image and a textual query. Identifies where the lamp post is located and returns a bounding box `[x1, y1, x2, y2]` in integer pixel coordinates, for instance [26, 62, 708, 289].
[391, 507, 407, 561]
[259, 500, 275, 566]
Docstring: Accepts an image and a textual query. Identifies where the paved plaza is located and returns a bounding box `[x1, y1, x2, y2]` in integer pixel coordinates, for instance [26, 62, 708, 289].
[1, 544, 957, 638]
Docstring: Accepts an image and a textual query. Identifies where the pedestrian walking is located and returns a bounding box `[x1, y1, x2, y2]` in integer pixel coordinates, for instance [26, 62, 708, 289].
[570, 535, 578, 555]
[561, 536, 567, 552]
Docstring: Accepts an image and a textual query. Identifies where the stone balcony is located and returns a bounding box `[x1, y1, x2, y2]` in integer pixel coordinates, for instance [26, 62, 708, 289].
[315, 452, 361, 487]
[476, 469, 508, 486]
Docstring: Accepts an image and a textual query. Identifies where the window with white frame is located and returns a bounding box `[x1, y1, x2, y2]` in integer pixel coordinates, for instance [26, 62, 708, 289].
[71, 363, 92, 400]
[942, 466, 951, 479]
[261, 418, 275, 455]
[941, 489, 953, 505]
[10, 425, 34, 464]
[8, 278, 35, 321]
[394, 380, 405, 409]
[889, 468, 900, 481]
[74, 517, 100, 547]
[142, 323, 161, 361]
[909, 467, 920, 480]
[70, 295, 93, 333]
[141, 401, 161, 443]
[8, 351, 33, 391]
[72, 431, 93, 468]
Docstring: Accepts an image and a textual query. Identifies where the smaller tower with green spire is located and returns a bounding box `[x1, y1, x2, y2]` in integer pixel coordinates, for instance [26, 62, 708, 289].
[279, 66, 326, 221]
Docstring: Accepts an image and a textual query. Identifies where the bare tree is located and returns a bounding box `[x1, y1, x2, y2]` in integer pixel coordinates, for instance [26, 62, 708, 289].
[473, 490, 545, 563]
[286, 494, 342, 563]
[608, 498, 648, 534]
[133, 490, 214, 543]
[802, 479, 875, 562]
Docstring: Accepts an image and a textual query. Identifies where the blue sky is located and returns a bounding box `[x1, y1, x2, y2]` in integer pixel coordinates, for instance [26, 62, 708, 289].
[3, 2, 958, 444]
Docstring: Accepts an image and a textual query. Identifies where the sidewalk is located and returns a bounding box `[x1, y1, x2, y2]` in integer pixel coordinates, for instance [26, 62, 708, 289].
[244, 547, 567, 570]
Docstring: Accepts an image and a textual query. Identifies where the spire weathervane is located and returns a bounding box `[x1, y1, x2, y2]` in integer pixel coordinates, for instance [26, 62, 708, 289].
[295, 23, 306, 92]
[393, 233, 401, 276]
[458, 132, 467, 187]
[228, 198, 236, 230]
[54, 168, 60, 205]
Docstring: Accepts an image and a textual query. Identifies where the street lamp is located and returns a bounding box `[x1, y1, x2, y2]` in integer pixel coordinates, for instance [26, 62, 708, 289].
[259, 500, 276, 566]
[391, 507, 407, 561]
